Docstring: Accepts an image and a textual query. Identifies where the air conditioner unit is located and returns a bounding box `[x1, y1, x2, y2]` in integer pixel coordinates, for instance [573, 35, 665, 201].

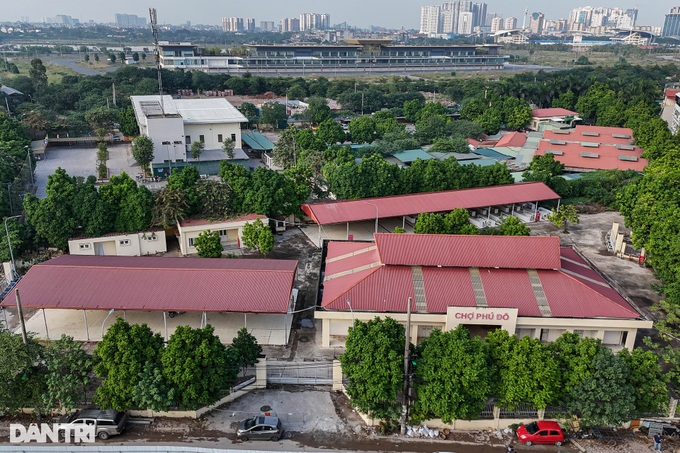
[501, 206, 511, 214]
[493, 208, 500, 215]
[470, 210, 477, 217]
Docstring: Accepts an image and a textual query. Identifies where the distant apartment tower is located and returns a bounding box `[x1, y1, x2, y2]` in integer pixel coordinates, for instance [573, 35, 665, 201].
[421, 5, 441, 33]
[260, 21, 275, 31]
[490, 16, 504, 32]
[458, 12, 473, 34]
[115, 13, 147, 27]
[299, 12, 330, 30]
[281, 17, 300, 32]
[222, 17, 244, 32]
[663, 7, 680, 36]
[44, 15, 79, 25]
[473, 3, 487, 28]
[504, 17, 517, 30]
[245, 18, 255, 32]
[529, 12, 544, 35]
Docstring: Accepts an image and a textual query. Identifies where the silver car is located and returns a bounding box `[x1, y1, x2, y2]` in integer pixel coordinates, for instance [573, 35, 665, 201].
[58, 409, 128, 440]
[237, 415, 283, 441]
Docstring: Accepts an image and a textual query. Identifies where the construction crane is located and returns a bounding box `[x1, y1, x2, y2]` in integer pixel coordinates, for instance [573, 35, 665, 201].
[149, 7, 164, 115]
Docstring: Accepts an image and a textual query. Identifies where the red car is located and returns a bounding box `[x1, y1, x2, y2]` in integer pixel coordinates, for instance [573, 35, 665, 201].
[516, 421, 565, 446]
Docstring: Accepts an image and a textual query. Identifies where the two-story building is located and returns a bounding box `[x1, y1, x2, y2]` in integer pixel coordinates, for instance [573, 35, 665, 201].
[130, 95, 249, 176]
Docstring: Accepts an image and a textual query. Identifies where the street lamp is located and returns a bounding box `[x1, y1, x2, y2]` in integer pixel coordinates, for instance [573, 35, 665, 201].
[346, 299, 355, 323]
[100, 308, 115, 338]
[359, 201, 379, 234]
[4, 215, 21, 280]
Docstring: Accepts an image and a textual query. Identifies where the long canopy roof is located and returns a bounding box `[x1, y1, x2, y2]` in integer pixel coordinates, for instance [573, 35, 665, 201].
[1, 255, 297, 314]
[302, 182, 560, 225]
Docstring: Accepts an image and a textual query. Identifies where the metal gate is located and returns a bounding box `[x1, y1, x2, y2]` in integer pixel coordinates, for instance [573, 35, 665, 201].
[266, 361, 334, 385]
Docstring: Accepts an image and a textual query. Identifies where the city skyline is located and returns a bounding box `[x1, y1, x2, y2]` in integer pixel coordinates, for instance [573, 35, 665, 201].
[2, 0, 676, 29]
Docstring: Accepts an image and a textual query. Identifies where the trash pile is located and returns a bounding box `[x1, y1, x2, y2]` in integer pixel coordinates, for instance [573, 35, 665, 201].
[405, 424, 441, 438]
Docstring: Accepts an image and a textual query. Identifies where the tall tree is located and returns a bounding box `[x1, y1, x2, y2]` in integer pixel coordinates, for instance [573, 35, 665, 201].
[413, 327, 493, 422]
[152, 187, 190, 228]
[162, 325, 237, 409]
[241, 218, 275, 257]
[42, 335, 93, 413]
[193, 230, 223, 258]
[118, 105, 138, 136]
[548, 205, 580, 233]
[499, 216, 530, 236]
[228, 327, 262, 377]
[132, 136, 154, 174]
[339, 317, 405, 421]
[260, 102, 287, 129]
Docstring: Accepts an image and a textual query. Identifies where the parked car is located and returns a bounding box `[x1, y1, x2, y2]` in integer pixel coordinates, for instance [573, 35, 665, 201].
[58, 409, 129, 440]
[237, 415, 283, 441]
[516, 420, 565, 446]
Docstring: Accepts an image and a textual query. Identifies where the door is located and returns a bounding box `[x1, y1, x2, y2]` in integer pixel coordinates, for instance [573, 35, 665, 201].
[250, 425, 265, 440]
[536, 429, 553, 444]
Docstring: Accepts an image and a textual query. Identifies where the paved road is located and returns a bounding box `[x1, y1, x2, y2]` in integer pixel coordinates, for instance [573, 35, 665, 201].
[44, 57, 120, 75]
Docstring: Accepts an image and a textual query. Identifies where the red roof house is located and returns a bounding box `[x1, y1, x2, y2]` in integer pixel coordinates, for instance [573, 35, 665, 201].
[316, 233, 650, 348]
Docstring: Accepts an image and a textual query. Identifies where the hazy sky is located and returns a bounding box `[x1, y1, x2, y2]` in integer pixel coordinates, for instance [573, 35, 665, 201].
[3, 1, 676, 29]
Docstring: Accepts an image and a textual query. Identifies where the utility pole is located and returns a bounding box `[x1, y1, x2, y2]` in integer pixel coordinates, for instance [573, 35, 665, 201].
[150, 8, 165, 115]
[400, 296, 412, 436]
[15, 289, 28, 345]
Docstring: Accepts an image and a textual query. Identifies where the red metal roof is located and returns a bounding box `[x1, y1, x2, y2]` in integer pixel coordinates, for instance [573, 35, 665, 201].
[321, 235, 641, 319]
[495, 132, 527, 148]
[1, 255, 297, 313]
[302, 182, 560, 225]
[536, 126, 647, 172]
[532, 108, 579, 118]
[179, 214, 267, 227]
[375, 233, 561, 269]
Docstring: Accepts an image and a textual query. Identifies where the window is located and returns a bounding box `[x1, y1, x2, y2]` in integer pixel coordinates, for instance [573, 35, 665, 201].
[218, 134, 223, 143]
[189, 238, 195, 247]
[602, 330, 623, 346]
[231, 133, 236, 142]
[186, 135, 191, 144]
[119, 239, 131, 246]
[218, 229, 228, 237]
[515, 328, 534, 339]
[573, 329, 584, 337]
[79, 243, 90, 250]
[173, 140, 182, 144]
[540, 328, 549, 343]
[199, 135, 205, 143]
[162, 141, 171, 145]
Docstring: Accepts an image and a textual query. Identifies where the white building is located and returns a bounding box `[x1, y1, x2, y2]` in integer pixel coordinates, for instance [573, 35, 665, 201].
[458, 12, 474, 34]
[490, 17, 504, 33]
[420, 5, 441, 34]
[69, 231, 167, 256]
[130, 95, 249, 176]
[176, 214, 270, 256]
[504, 17, 517, 30]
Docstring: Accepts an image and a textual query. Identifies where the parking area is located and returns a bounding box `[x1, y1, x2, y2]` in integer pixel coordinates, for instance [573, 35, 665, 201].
[35, 144, 141, 197]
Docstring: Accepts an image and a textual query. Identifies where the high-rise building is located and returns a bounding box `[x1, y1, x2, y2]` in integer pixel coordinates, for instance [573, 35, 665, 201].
[245, 18, 255, 32]
[420, 5, 441, 33]
[663, 7, 680, 37]
[504, 17, 517, 30]
[281, 18, 300, 33]
[490, 16, 504, 33]
[529, 12, 544, 35]
[115, 13, 147, 27]
[458, 11, 473, 34]
[260, 21, 275, 31]
[222, 17, 244, 32]
[299, 12, 330, 30]
[472, 3, 487, 28]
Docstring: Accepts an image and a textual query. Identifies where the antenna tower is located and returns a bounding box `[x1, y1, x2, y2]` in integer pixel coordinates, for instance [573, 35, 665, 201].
[149, 7, 164, 115]
[522, 6, 528, 30]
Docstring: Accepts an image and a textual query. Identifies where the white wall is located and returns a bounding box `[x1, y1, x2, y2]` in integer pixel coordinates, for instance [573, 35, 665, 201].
[146, 117, 186, 164]
[177, 218, 268, 255]
[184, 123, 242, 151]
[69, 231, 167, 256]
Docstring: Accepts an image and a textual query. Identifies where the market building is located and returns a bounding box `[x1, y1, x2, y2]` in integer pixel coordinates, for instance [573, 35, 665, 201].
[315, 233, 651, 349]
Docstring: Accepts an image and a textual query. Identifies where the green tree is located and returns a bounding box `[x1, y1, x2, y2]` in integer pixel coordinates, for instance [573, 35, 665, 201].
[228, 327, 262, 376]
[486, 330, 559, 409]
[109, 53, 116, 64]
[413, 327, 493, 422]
[93, 319, 164, 412]
[618, 348, 668, 416]
[348, 115, 377, 144]
[193, 230, 223, 258]
[239, 102, 259, 124]
[99, 173, 153, 233]
[260, 102, 287, 129]
[132, 52, 140, 62]
[403, 99, 424, 122]
[132, 136, 154, 174]
[568, 348, 635, 426]
[220, 161, 252, 213]
[548, 204, 580, 233]
[28, 58, 47, 92]
[118, 105, 138, 136]
[499, 216, 530, 236]
[429, 136, 470, 153]
[84, 106, 118, 132]
[152, 187, 189, 228]
[131, 362, 176, 412]
[549, 333, 604, 402]
[162, 325, 237, 409]
[476, 108, 503, 135]
[42, 335, 93, 413]
[94, 53, 99, 63]
[415, 114, 450, 144]
[305, 96, 333, 124]
[272, 127, 298, 169]
[523, 154, 565, 187]
[317, 119, 346, 146]
[445, 208, 477, 234]
[339, 317, 405, 421]
[118, 52, 126, 64]
[0, 328, 45, 415]
[393, 226, 406, 233]
[241, 218, 275, 257]
[196, 180, 233, 219]
[415, 212, 449, 234]
[190, 140, 204, 161]
[222, 138, 235, 159]
[551, 91, 576, 110]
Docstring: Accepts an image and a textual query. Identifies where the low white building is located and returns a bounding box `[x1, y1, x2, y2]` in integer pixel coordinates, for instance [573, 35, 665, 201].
[68, 231, 167, 256]
[176, 214, 269, 256]
[130, 95, 249, 176]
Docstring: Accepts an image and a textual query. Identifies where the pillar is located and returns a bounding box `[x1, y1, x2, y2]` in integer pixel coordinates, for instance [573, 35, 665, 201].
[332, 359, 343, 391]
[255, 356, 267, 389]
[83, 310, 90, 341]
[322, 318, 331, 347]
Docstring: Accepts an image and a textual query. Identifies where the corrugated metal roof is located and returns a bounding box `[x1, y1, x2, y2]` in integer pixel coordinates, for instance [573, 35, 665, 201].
[131, 95, 247, 124]
[375, 234, 561, 269]
[391, 149, 433, 163]
[179, 214, 267, 227]
[1, 255, 297, 313]
[495, 132, 527, 148]
[532, 108, 578, 118]
[301, 182, 560, 225]
[535, 140, 647, 172]
[472, 148, 513, 160]
[242, 131, 274, 151]
[320, 236, 641, 320]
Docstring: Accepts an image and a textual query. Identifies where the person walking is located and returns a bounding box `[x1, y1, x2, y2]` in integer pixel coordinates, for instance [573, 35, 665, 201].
[653, 432, 663, 451]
